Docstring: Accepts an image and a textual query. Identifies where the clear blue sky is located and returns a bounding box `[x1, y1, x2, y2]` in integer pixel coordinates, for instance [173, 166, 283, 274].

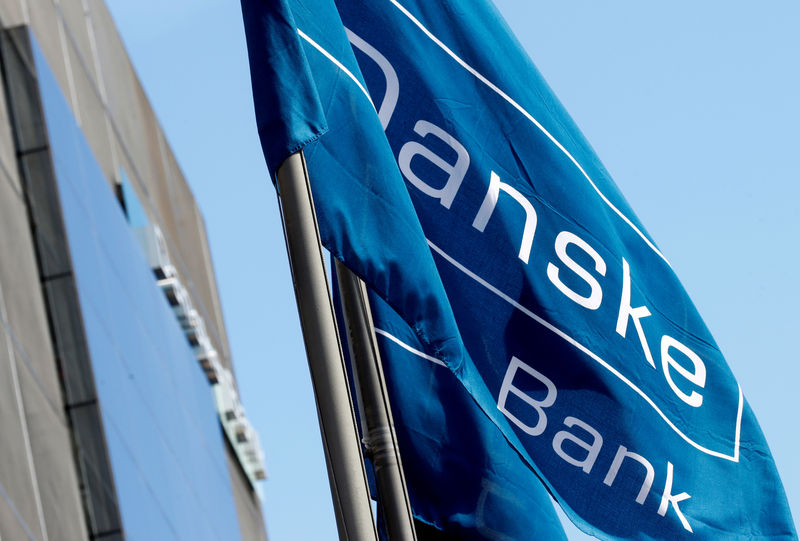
[105, 1, 799, 539]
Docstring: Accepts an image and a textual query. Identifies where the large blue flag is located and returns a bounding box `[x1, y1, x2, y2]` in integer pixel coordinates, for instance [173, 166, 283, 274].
[241, 0, 796, 539]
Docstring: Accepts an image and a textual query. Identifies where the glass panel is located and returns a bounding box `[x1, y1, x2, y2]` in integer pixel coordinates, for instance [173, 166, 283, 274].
[33, 39, 243, 541]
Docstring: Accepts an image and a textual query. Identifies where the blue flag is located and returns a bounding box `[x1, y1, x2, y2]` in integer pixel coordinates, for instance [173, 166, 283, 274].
[241, 0, 796, 538]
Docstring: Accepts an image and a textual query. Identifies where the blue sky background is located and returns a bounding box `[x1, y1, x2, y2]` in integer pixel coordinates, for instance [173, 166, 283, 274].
[104, 1, 799, 539]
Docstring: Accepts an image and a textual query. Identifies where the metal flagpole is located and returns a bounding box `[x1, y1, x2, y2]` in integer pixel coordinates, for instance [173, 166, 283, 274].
[275, 151, 377, 541]
[334, 259, 417, 541]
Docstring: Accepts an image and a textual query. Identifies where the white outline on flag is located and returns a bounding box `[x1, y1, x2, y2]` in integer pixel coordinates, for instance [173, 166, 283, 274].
[426, 240, 743, 462]
[298, 29, 743, 462]
[297, 29, 374, 106]
[387, 0, 669, 266]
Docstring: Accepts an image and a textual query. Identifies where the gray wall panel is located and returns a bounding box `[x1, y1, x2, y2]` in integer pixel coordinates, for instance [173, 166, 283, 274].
[0, 0, 25, 28]
[0, 157, 62, 407]
[227, 444, 269, 541]
[19, 364, 87, 541]
[67, 37, 114, 180]
[192, 203, 234, 364]
[0, 80, 49, 541]
[0, 294, 47, 541]
[57, 0, 97, 84]
[27, 0, 70, 115]
[0, 61, 19, 193]
[84, 0, 147, 180]
[0, 499, 36, 541]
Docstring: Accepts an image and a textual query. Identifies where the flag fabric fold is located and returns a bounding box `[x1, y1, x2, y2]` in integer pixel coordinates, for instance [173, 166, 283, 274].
[240, 0, 327, 167]
[241, 0, 467, 366]
[241, 0, 796, 538]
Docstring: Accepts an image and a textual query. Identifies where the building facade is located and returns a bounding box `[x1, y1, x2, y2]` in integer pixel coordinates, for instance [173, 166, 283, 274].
[0, 1, 267, 540]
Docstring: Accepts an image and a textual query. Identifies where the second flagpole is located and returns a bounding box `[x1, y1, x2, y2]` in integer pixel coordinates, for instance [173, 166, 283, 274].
[334, 260, 417, 541]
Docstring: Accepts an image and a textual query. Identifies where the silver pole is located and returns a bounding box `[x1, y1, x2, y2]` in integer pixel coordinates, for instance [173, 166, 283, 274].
[275, 151, 377, 541]
[334, 259, 417, 541]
